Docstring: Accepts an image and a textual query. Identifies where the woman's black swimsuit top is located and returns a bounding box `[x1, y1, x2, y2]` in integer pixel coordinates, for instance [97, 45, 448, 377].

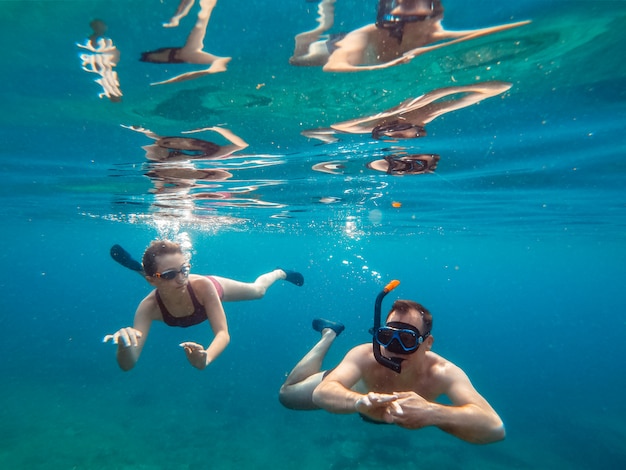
[155, 282, 208, 328]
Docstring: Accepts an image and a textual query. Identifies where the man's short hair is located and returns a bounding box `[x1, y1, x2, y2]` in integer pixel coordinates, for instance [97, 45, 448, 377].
[142, 240, 182, 276]
[387, 299, 433, 333]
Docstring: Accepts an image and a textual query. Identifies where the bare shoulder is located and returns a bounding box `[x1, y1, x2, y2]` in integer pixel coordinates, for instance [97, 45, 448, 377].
[188, 275, 219, 298]
[341, 24, 378, 44]
[136, 290, 160, 320]
[189, 274, 210, 287]
[342, 343, 376, 366]
[427, 352, 471, 386]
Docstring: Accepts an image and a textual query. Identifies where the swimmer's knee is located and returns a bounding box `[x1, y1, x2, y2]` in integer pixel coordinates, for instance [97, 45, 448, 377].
[249, 286, 267, 299]
[278, 386, 295, 409]
[278, 386, 318, 411]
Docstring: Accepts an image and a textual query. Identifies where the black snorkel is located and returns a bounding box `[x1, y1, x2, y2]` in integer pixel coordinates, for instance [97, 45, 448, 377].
[373, 279, 403, 373]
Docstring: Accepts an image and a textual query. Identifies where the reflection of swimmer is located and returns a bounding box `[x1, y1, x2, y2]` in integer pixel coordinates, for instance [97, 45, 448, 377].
[311, 161, 346, 175]
[140, 0, 231, 85]
[367, 154, 440, 175]
[146, 166, 233, 196]
[77, 19, 122, 101]
[302, 81, 512, 143]
[144, 163, 233, 215]
[121, 125, 248, 162]
[372, 122, 426, 140]
[87, 19, 109, 48]
[163, 0, 196, 28]
[290, 0, 337, 66]
[291, 0, 530, 72]
[145, 167, 232, 184]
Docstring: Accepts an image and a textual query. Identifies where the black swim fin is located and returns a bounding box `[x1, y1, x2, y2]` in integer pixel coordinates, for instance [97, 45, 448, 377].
[110, 244, 144, 273]
[281, 268, 304, 286]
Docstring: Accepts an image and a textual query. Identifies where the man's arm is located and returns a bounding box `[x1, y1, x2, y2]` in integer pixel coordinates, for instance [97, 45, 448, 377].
[311, 347, 364, 412]
[398, 20, 531, 66]
[312, 344, 399, 422]
[391, 362, 505, 444]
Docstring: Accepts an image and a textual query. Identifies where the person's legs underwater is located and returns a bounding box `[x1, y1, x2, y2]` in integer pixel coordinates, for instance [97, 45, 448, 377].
[278, 319, 344, 410]
[109, 245, 303, 297]
[214, 268, 303, 301]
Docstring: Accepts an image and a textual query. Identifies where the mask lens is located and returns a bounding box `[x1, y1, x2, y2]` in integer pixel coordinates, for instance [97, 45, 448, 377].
[159, 269, 178, 280]
[398, 330, 418, 349]
[375, 328, 395, 346]
[375, 326, 421, 352]
[156, 264, 190, 280]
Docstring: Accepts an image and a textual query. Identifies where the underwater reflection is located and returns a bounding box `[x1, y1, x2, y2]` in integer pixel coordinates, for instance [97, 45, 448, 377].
[114, 125, 287, 220]
[291, 0, 530, 72]
[77, 19, 122, 101]
[121, 124, 248, 162]
[313, 151, 439, 176]
[140, 0, 231, 85]
[367, 154, 440, 175]
[303, 81, 512, 142]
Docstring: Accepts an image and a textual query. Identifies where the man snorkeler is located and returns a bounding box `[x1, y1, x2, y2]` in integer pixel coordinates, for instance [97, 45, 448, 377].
[279, 297, 504, 444]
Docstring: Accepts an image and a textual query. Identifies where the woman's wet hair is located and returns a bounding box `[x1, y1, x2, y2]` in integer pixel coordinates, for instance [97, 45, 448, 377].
[142, 240, 183, 276]
[387, 299, 433, 333]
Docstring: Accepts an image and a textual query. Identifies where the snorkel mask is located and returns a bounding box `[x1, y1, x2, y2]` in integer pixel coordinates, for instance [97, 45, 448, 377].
[376, 0, 439, 41]
[372, 279, 403, 373]
[376, 321, 428, 354]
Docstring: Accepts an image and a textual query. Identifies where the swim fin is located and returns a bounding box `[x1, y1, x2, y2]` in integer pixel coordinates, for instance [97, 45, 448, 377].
[281, 269, 304, 286]
[312, 318, 345, 336]
[110, 244, 144, 274]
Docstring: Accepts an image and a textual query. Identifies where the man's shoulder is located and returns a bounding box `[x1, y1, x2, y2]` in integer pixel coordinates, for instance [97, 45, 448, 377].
[345, 343, 377, 364]
[426, 352, 467, 381]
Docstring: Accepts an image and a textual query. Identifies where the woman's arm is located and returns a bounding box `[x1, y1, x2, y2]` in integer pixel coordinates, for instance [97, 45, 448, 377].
[103, 296, 154, 371]
[180, 277, 230, 369]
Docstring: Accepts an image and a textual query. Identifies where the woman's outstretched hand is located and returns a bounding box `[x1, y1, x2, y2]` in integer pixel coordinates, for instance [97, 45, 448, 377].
[180, 341, 209, 369]
[103, 327, 143, 347]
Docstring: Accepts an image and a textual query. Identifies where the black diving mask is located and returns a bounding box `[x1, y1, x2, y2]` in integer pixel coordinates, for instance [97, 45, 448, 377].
[375, 321, 429, 354]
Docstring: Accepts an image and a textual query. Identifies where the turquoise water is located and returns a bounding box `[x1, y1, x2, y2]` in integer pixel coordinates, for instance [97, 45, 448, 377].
[2, 0, 625, 468]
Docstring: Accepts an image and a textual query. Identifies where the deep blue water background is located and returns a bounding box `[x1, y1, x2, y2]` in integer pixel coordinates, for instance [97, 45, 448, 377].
[1, 0, 625, 468]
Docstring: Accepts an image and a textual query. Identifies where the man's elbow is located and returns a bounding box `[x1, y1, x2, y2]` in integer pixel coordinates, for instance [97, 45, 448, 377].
[118, 360, 135, 372]
[472, 422, 506, 445]
[494, 424, 506, 442]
